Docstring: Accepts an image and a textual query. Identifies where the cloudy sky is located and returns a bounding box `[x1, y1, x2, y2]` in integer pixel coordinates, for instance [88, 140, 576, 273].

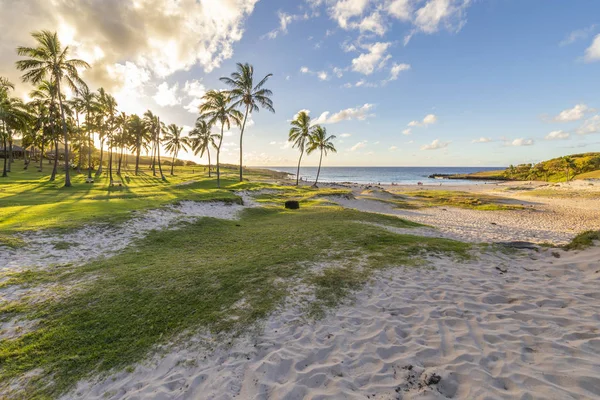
[1, 0, 599, 167]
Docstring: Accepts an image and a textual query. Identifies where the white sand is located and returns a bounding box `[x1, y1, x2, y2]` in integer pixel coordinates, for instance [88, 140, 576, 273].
[66, 246, 600, 400]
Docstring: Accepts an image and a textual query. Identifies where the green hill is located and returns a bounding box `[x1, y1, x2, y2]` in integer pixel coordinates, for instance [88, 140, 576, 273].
[459, 153, 600, 182]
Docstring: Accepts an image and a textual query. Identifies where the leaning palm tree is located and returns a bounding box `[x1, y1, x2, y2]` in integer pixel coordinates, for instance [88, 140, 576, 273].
[16, 30, 90, 187]
[163, 124, 189, 175]
[220, 63, 274, 181]
[306, 125, 336, 187]
[288, 110, 315, 186]
[189, 117, 218, 177]
[199, 90, 242, 187]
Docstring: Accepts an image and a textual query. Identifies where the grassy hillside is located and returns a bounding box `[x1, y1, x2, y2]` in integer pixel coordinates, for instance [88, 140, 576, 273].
[457, 153, 600, 182]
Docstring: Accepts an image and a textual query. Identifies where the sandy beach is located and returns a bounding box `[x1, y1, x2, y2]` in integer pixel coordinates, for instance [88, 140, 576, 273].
[38, 181, 598, 400]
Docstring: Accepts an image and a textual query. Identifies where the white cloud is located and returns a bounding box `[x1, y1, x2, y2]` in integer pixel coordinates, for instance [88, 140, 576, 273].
[269, 141, 277, 145]
[331, 0, 371, 29]
[577, 115, 600, 135]
[421, 139, 449, 150]
[387, 0, 413, 21]
[545, 130, 570, 140]
[585, 34, 600, 62]
[472, 137, 492, 143]
[408, 113, 438, 128]
[355, 12, 387, 36]
[350, 140, 368, 151]
[333, 67, 345, 78]
[317, 71, 329, 81]
[554, 104, 591, 122]
[263, 11, 311, 39]
[560, 25, 596, 46]
[413, 0, 470, 35]
[153, 82, 180, 107]
[313, 103, 375, 124]
[510, 138, 534, 147]
[340, 133, 352, 137]
[389, 145, 398, 151]
[300, 66, 310, 74]
[388, 63, 411, 80]
[351, 42, 391, 75]
[402, 128, 412, 135]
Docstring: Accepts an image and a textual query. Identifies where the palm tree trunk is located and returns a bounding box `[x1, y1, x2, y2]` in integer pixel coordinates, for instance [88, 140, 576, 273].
[295, 149, 304, 186]
[96, 140, 104, 177]
[7, 134, 13, 172]
[50, 139, 58, 181]
[39, 138, 44, 172]
[109, 143, 113, 183]
[239, 105, 249, 182]
[87, 117, 93, 179]
[313, 149, 323, 187]
[151, 139, 157, 175]
[55, 79, 72, 187]
[117, 145, 123, 175]
[207, 147, 212, 178]
[171, 153, 175, 175]
[2, 137, 7, 177]
[135, 141, 141, 176]
[156, 119, 165, 180]
[217, 123, 224, 188]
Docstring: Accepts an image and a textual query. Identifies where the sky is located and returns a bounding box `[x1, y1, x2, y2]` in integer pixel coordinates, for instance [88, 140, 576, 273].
[1, 0, 599, 167]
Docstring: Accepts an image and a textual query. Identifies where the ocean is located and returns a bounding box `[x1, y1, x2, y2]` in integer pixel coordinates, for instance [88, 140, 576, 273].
[267, 166, 505, 185]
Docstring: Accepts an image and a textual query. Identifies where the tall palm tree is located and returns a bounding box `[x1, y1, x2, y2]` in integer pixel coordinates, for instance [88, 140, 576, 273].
[143, 110, 165, 180]
[114, 112, 128, 176]
[306, 125, 336, 187]
[96, 88, 116, 178]
[562, 156, 576, 182]
[288, 111, 315, 186]
[220, 63, 274, 182]
[30, 80, 62, 180]
[128, 114, 149, 175]
[75, 85, 99, 180]
[189, 117, 218, 177]
[16, 30, 90, 187]
[199, 90, 242, 187]
[163, 124, 189, 175]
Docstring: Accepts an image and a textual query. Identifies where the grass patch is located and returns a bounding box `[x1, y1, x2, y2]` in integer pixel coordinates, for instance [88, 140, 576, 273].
[0, 234, 26, 249]
[401, 190, 525, 211]
[0, 205, 467, 398]
[564, 230, 600, 251]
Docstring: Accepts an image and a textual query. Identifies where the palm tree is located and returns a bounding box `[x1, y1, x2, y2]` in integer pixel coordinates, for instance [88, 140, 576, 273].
[306, 125, 336, 187]
[143, 110, 165, 180]
[199, 90, 242, 187]
[288, 111, 315, 185]
[75, 85, 99, 180]
[29, 80, 61, 180]
[114, 112, 128, 176]
[163, 124, 189, 175]
[16, 30, 90, 187]
[96, 88, 116, 178]
[220, 63, 274, 181]
[0, 80, 30, 177]
[128, 114, 149, 175]
[189, 117, 218, 177]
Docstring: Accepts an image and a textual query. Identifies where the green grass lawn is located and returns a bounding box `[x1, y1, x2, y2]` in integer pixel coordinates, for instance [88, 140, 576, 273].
[0, 161, 285, 233]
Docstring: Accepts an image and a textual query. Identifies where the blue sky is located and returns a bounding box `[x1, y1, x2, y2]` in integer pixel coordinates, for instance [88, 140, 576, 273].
[2, 0, 600, 167]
